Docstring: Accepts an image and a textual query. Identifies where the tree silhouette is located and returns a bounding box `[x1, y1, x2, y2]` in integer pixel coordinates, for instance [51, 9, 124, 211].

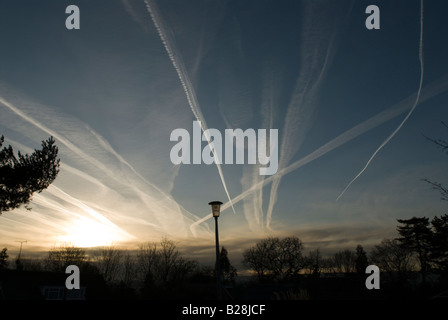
[93, 245, 123, 284]
[44, 243, 89, 273]
[333, 249, 356, 273]
[303, 248, 328, 277]
[0, 135, 60, 214]
[137, 238, 198, 298]
[218, 247, 237, 284]
[242, 244, 269, 281]
[430, 214, 448, 274]
[422, 121, 448, 201]
[243, 236, 305, 282]
[396, 217, 432, 283]
[370, 238, 415, 279]
[355, 245, 369, 274]
[0, 248, 8, 270]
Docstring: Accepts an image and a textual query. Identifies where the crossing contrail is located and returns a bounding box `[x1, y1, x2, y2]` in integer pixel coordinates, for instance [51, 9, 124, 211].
[190, 74, 448, 235]
[336, 0, 425, 201]
[0, 92, 211, 239]
[144, 0, 236, 214]
[265, 0, 339, 230]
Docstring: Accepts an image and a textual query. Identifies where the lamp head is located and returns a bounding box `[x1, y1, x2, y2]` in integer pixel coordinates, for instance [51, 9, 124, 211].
[208, 201, 223, 217]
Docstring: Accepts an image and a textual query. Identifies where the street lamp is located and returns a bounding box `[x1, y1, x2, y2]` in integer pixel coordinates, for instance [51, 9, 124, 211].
[209, 201, 223, 300]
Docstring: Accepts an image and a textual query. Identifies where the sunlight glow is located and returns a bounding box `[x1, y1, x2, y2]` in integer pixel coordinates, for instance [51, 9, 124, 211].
[58, 216, 133, 248]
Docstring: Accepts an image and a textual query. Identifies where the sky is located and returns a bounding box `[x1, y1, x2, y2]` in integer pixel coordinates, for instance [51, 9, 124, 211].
[1, 0, 448, 264]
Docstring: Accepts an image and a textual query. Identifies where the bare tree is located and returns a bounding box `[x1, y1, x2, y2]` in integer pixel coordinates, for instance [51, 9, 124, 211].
[423, 121, 448, 201]
[243, 237, 283, 281]
[278, 237, 305, 280]
[242, 236, 305, 282]
[122, 252, 136, 287]
[370, 238, 416, 279]
[242, 245, 269, 281]
[137, 237, 197, 289]
[93, 245, 123, 284]
[155, 238, 197, 285]
[333, 249, 356, 273]
[137, 241, 158, 282]
[44, 243, 88, 273]
[304, 249, 324, 276]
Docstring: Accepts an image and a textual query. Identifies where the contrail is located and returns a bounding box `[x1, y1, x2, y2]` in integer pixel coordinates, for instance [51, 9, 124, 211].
[0, 93, 210, 238]
[265, 7, 337, 230]
[336, 0, 425, 201]
[0, 96, 108, 175]
[0, 95, 166, 201]
[144, 0, 236, 214]
[190, 75, 448, 235]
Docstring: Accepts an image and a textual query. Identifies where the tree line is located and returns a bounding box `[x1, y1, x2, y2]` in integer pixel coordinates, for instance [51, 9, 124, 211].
[0, 237, 239, 299]
[243, 214, 448, 284]
[1, 214, 447, 298]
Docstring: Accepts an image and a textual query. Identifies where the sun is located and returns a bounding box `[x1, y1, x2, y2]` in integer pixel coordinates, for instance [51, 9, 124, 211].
[58, 216, 132, 248]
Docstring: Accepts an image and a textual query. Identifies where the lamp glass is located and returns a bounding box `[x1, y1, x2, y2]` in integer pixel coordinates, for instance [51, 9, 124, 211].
[212, 204, 220, 217]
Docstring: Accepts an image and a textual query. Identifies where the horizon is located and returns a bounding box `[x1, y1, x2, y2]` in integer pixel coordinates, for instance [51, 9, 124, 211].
[1, 0, 448, 269]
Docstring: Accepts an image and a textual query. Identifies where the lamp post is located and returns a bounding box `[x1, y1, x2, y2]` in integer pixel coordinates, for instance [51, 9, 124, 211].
[209, 201, 223, 300]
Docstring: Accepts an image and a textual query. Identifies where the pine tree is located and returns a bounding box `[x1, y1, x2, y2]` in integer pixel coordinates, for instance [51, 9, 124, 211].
[219, 247, 237, 284]
[0, 135, 60, 214]
[355, 244, 369, 274]
[430, 214, 448, 273]
[396, 217, 433, 283]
